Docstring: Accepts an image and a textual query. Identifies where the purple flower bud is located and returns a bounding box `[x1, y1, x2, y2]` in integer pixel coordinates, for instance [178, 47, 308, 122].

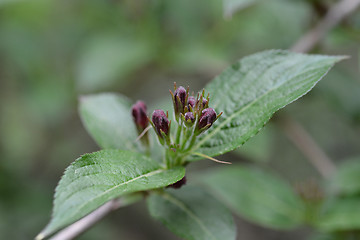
[152, 109, 170, 136]
[131, 101, 149, 130]
[173, 86, 187, 118]
[201, 97, 208, 108]
[168, 176, 187, 189]
[185, 112, 194, 122]
[198, 108, 217, 130]
[187, 96, 196, 108]
[184, 112, 195, 127]
[174, 86, 187, 108]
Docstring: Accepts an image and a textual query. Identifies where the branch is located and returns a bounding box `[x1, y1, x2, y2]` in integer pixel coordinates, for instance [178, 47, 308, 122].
[281, 0, 360, 178]
[45, 193, 143, 240]
[280, 117, 336, 179]
[49, 200, 120, 240]
[291, 0, 360, 53]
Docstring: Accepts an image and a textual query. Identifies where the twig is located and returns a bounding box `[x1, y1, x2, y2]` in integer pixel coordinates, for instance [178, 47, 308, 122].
[281, 117, 336, 179]
[291, 0, 360, 53]
[39, 193, 144, 240]
[283, 0, 360, 178]
[49, 199, 121, 240]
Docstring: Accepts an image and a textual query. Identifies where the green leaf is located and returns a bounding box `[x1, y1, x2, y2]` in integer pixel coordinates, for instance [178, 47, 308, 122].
[79, 93, 138, 151]
[201, 166, 305, 229]
[190, 50, 345, 160]
[316, 197, 360, 231]
[330, 157, 360, 196]
[38, 149, 185, 239]
[147, 186, 236, 240]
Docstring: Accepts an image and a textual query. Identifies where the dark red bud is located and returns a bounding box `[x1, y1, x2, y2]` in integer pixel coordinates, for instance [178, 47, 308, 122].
[174, 86, 187, 107]
[201, 97, 208, 108]
[173, 86, 187, 118]
[187, 96, 196, 108]
[184, 112, 195, 127]
[185, 112, 195, 122]
[131, 101, 149, 130]
[198, 108, 216, 129]
[152, 109, 170, 136]
[168, 176, 187, 189]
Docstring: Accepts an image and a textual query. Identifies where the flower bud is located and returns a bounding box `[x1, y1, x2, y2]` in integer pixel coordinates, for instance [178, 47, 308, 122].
[184, 112, 195, 127]
[201, 97, 208, 108]
[197, 108, 217, 132]
[152, 109, 170, 144]
[187, 96, 196, 109]
[131, 101, 149, 131]
[173, 86, 187, 119]
[175, 86, 187, 107]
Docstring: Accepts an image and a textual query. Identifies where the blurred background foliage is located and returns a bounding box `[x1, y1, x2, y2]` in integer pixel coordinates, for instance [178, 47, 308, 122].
[0, 0, 359, 239]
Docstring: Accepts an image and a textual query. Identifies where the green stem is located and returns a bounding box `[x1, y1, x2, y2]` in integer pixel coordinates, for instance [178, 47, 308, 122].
[180, 129, 192, 151]
[165, 147, 171, 168]
[175, 120, 183, 145]
[184, 133, 197, 152]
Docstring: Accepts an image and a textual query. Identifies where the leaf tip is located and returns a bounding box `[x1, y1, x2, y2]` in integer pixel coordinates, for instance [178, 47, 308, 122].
[337, 55, 350, 61]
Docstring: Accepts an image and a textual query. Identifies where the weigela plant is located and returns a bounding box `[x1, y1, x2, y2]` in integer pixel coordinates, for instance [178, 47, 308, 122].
[37, 50, 345, 240]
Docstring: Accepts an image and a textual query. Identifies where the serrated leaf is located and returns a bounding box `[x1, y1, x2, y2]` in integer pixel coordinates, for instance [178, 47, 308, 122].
[147, 186, 236, 240]
[190, 50, 345, 160]
[38, 149, 185, 239]
[79, 93, 138, 151]
[201, 166, 305, 229]
[330, 157, 360, 196]
[316, 197, 360, 231]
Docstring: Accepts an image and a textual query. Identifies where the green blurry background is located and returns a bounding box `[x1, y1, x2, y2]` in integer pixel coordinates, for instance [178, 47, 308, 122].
[0, 0, 359, 239]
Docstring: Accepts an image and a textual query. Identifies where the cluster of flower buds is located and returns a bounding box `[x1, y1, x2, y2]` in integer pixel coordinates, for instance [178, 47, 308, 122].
[131, 84, 221, 148]
[171, 83, 222, 135]
[130, 84, 221, 186]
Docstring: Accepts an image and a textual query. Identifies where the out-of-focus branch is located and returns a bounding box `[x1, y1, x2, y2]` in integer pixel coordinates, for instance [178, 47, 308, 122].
[281, 117, 337, 179]
[49, 200, 121, 240]
[282, 0, 360, 178]
[291, 0, 360, 53]
[37, 193, 144, 240]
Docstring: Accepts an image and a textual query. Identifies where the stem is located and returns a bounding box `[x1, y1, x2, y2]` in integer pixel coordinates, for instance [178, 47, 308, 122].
[185, 133, 197, 152]
[180, 128, 192, 151]
[44, 193, 143, 240]
[165, 147, 171, 168]
[280, 0, 360, 178]
[280, 117, 336, 179]
[175, 121, 183, 145]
